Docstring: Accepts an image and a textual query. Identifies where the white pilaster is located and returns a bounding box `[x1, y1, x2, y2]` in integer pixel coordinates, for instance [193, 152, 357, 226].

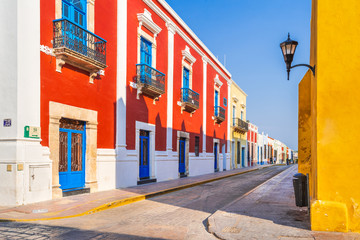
[166, 21, 176, 153]
[0, 0, 51, 206]
[116, 0, 127, 158]
[202, 57, 208, 155]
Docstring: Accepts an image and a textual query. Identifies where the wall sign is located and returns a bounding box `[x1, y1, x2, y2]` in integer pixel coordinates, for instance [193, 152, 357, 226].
[3, 119, 11, 127]
[24, 126, 41, 139]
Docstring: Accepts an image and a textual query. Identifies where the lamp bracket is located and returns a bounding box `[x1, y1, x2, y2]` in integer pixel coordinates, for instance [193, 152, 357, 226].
[290, 64, 316, 76]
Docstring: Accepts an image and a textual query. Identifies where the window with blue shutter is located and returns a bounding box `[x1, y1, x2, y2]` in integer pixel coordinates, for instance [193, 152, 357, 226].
[62, 0, 87, 28]
[140, 37, 152, 66]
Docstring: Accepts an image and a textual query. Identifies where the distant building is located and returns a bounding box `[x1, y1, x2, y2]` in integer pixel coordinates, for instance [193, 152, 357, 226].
[229, 81, 248, 169]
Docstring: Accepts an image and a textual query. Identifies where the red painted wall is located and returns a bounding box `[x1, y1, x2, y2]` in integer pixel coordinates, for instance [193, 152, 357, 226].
[40, 0, 117, 148]
[126, 0, 168, 151]
[172, 34, 204, 152]
[127, 0, 230, 154]
[206, 66, 228, 153]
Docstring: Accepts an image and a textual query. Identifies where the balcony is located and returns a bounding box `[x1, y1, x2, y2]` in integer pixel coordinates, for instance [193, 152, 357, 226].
[214, 106, 225, 124]
[181, 88, 199, 113]
[136, 64, 166, 100]
[233, 118, 249, 133]
[53, 19, 107, 83]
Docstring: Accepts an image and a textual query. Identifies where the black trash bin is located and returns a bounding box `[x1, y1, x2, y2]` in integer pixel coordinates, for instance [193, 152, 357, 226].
[293, 173, 308, 207]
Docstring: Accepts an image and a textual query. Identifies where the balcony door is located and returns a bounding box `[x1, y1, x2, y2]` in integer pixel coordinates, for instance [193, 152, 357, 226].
[62, 0, 87, 28]
[62, 0, 87, 55]
[140, 37, 152, 65]
[214, 90, 219, 116]
[183, 68, 190, 102]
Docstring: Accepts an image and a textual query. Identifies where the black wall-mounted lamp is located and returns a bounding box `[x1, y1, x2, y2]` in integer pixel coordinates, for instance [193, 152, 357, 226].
[280, 33, 315, 80]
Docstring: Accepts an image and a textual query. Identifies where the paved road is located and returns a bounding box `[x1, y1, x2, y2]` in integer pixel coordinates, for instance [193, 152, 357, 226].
[0, 165, 290, 240]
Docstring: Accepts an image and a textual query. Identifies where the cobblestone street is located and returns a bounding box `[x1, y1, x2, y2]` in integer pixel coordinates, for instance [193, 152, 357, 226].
[0, 166, 290, 239]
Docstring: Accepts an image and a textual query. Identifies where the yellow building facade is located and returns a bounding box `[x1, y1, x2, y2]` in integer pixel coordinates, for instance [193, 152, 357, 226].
[230, 81, 248, 169]
[298, 0, 360, 232]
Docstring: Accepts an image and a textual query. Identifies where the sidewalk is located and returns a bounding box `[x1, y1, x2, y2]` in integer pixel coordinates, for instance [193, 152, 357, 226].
[208, 165, 360, 240]
[0, 164, 273, 222]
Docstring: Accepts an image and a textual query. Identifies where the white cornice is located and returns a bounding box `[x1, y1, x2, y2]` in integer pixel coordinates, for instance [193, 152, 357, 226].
[182, 46, 196, 65]
[232, 96, 239, 103]
[142, 0, 231, 82]
[166, 21, 176, 35]
[137, 9, 162, 35]
[157, 0, 231, 78]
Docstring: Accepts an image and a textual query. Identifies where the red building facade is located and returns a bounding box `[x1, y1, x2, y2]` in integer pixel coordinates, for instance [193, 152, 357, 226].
[0, 0, 234, 205]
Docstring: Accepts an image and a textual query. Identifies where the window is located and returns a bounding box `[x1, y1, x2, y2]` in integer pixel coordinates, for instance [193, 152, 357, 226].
[232, 106, 236, 126]
[223, 98, 227, 106]
[183, 67, 190, 89]
[140, 37, 152, 65]
[195, 136, 200, 157]
[62, 0, 87, 28]
[214, 90, 219, 107]
[241, 111, 244, 120]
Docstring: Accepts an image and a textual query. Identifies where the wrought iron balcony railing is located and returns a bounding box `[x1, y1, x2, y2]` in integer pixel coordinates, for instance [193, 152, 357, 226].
[233, 118, 249, 132]
[214, 106, 226, 123]
[181, 88, 199, 112]
[53, 19, 107, 66]
[136, 64, 166, 98]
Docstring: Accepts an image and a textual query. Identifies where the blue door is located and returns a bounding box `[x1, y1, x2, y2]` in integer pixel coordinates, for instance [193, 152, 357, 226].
[241, 147, 245, 167]
[214, 90, 219, 116]
[214, 143, 218, 171]
[59, 119, 85, 191]
[139, 130, 150, 179]
[179, 138, 186, 175]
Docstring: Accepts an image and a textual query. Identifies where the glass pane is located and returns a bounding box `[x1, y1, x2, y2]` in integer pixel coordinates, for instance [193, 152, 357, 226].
[79, 13, 83, 26]
[63, 3, 69, 18]
[74, 10, 79, 23]
[286, 44, 292, 54]
[71, 133, 83, 171]
[142, 138, 148, 166]
[59, 132, 68, 172]
[73, 0, 83, 10]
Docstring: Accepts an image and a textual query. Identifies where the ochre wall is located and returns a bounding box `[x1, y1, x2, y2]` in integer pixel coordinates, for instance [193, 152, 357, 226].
[300, 0, 360, 232]
[298, 70, 311, 181]
[230, 82, 247, 168]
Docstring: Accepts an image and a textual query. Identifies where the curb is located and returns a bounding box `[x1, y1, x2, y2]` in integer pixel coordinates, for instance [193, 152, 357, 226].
[207, 165, 297, 239]
[0, 164, 285, 222]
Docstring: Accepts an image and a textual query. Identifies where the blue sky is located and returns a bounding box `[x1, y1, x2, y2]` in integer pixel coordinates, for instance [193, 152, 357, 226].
[167, 0, 312, 150]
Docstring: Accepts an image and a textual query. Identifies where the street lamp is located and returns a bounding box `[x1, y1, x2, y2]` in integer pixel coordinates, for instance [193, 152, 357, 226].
[280, 33, 315, 80]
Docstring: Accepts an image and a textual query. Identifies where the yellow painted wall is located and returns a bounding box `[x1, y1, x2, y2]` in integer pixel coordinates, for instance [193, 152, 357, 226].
[298, 70, 312, 192]
[298, 0, 360, 232]
[230, 81, 247, 168]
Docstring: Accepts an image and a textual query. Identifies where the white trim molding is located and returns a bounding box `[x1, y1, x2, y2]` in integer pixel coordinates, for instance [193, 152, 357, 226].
[137, 9, 162, 37]
[214, 74, 223, 88]
[182, 46, 196, 66]
[142, 0, 232, 83]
